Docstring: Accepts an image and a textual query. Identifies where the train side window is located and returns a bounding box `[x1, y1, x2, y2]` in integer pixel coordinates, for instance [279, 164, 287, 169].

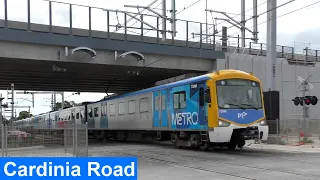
[139, 97, 149, 112]
[110, 104, 115, 115]
[205, 88, 211, 103]
[104, 105, 107, 116]
[128, 100, 135, 114]
[88, 108, 93, 117]
[72, 112, 75, 120]
[80, 110, 84, 119]
[118, 102, 125, 115]
[155, 96, 160, 111]
[161, 95, 166, 110]
[173, 91, 187, 109]
[76, 112, 80, 119]
[199, 88, 204, 106]
[101, 105, 105, 116]
[94, 107, 99, 117]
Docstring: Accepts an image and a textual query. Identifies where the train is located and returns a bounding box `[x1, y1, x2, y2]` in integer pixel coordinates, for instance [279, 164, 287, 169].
[15, 69, 269, 150]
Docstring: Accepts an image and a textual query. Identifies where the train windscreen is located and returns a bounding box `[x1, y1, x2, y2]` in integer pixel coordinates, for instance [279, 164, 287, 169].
[216, 79, 262, 110]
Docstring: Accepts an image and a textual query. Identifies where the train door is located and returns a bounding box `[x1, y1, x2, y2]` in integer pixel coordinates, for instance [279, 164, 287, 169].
[87, 105, 94, 129]
[100, 103, 108, 129]
[198, 84, 207, 126]
[171, 87, 188, 129]
[153, 91, 161, 128]
[93, 105, 100, 129]
[75, 108, 80, 124]
[71, 108, 76, 124]
[160, 90, 168, 127]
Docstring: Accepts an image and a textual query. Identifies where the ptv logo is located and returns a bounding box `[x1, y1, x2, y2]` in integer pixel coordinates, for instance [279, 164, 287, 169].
[237, 112, 247, 119]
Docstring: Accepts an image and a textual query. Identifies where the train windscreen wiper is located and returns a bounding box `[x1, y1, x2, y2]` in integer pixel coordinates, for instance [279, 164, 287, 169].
[226, 103, 246, 110]
[240, 103, 258, 110]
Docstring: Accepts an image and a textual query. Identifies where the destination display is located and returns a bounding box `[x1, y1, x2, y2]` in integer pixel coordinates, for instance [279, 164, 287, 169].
[216, 79, 260, 87]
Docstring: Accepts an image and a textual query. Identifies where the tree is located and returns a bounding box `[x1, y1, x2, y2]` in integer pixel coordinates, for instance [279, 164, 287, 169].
[17, 111, 32, 120]
[54, 101, 80, 110]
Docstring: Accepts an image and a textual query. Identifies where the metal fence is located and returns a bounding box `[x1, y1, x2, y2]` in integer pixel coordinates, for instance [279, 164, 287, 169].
[266, 119, 320, 146]
[0, 122, 88, 157]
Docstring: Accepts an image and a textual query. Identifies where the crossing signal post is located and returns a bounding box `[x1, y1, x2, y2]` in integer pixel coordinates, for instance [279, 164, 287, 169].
[292, 75, 316, 142]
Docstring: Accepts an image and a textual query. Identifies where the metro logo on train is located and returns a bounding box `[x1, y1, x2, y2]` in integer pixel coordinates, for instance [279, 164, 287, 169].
[16, 69, 269, 151]
[171, 112, 199, 126]
[237, 112, 247, 119]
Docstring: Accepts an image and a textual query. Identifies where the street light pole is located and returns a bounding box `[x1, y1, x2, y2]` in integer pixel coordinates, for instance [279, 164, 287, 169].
[0, 93, 4, 125]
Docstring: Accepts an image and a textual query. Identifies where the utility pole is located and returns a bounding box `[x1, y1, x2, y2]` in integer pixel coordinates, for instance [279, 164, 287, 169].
[170, 0, 176, 37]
[53, 92, 57, 111]
[240, 0, 245, 47]
[162, 0, 167, 41]
[0, 93, 4, 125]
[205, 0, 208, 43]
[253, 0, 258, 43]
[61, 92, 64, 109]
[266, 0, 277, 91]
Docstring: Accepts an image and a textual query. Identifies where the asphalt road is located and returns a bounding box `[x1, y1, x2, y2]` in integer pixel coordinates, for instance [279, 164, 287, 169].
[89, 141, 320, 180]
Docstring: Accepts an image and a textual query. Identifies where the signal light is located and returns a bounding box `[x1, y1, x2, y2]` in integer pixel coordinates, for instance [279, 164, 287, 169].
[293, 97, 301, 106]
[310, 96, 318, 105]
[292, 96, 318, 106]
[305, 96, 311, 105]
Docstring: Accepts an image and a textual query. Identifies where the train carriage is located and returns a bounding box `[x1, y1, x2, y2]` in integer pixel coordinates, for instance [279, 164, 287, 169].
[19, 69, 269, 150]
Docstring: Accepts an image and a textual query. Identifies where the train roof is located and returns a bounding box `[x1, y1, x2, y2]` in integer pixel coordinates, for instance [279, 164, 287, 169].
[95, 69, 258, 103]
[94, 73, 210, 103]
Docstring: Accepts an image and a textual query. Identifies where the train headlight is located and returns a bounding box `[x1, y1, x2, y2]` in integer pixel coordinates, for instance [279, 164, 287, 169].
[259, 120, 267, 126]
[218, 120, 231, 127]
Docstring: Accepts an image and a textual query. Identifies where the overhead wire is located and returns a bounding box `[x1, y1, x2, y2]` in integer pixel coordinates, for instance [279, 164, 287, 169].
[215, 0, 268, 27]
[189, 0, 268, 47]
[95, 0, 204, 67]
[228, 0, 320, 38]
[108, 0, 163, 38]
[144, 0, 320, 68]
[137, 0, 204, 68]
[193, 0, 303, 46]
[92, 1, 164, 63]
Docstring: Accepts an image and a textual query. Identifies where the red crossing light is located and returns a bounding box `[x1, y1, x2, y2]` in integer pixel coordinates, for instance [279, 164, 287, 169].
[305, 96, 311, 105]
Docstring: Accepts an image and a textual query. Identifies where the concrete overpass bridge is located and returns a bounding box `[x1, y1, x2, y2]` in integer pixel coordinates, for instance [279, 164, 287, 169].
[0, 0, 228, 93]
[1, 0, 320, 96]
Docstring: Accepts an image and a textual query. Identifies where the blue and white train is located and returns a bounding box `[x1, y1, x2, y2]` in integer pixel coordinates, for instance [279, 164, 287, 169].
[16, 69, 268, 150]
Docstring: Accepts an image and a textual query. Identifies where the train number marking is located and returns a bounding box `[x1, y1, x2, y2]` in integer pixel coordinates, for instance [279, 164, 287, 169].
[237, 112, 247, 119]
[171, 112, 199, 126]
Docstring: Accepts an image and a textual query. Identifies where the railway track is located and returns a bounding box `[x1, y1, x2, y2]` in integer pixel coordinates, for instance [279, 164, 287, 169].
[96, 150, 256, 180]
[89, 142, 320, 180]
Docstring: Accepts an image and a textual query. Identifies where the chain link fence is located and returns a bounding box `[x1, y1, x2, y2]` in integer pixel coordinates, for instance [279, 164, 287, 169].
[266, 119, 320, 146]
[0, 122, 88, 157]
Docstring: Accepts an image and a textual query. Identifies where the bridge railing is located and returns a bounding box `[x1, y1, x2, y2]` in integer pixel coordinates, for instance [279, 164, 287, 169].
[215, 40, 320, 66]
[1, 0, 320, 63]
[0, 0, 217, 50]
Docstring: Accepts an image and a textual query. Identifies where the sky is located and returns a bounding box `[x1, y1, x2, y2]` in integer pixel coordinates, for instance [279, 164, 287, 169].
[0, 0, 320, 117]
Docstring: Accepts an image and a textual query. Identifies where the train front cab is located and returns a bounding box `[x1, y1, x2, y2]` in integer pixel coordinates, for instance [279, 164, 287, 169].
[205, 71, 269, 150]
